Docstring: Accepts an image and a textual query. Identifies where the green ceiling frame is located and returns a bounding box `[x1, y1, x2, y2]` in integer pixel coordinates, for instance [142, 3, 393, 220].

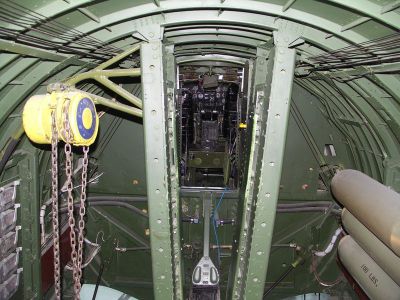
[0, 0, 398, 205]
[0, 39, 96, 67]
[1, 1, 400, 298]
[327, 0, 400, 29]
[176, 54, 247, 66]
[74, 4, 367, 42]
[0, 1, 398, 186]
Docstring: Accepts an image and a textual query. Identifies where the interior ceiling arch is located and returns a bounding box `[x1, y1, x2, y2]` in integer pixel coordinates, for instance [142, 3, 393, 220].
[1, 1, 400, 299]
[1, 0, 399, 185]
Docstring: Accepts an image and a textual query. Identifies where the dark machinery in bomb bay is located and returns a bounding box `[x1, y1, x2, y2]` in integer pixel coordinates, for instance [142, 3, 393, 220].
[1, 0, 400, 299]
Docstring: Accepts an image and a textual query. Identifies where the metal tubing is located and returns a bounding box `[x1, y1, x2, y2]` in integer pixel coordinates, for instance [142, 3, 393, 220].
[61, 44, 143, 117]
[65, 68, 141, 85]
[332, 169, 400, 256]
[60, 201, 148, 218]
[96, 76, 143, 108]
[92, 207, 149, 248]
[342, 209, 400, 285]
[277, 201, 333, 208]
[83, 91, 143, 118]
[338, 235, 400, 300]
[95, 44, 141, 71]
[87, 195, 147, 202]
[277, 207, 341, 214]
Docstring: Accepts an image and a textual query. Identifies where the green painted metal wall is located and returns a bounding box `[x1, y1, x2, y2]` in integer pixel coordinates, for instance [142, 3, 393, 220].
[0, 0, 399, 299]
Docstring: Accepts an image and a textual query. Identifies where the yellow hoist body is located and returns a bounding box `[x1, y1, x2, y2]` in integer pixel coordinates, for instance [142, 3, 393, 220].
[22, 91, 99, 146]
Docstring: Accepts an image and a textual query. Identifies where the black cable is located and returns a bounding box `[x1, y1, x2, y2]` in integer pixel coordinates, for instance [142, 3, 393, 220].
[298, 32, 400, 71]
[91, 262, 105, 300]
[263, 255, 305, 298]
[0, 1, 123, 60]
[263, 266, 294, 298]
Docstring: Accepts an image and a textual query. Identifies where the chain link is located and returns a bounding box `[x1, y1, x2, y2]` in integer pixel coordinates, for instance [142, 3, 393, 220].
[47, 99, 90, 299]
[62, 101, 80, 298]
[76, 145, 89, 291]
[51, 111, 61, 300]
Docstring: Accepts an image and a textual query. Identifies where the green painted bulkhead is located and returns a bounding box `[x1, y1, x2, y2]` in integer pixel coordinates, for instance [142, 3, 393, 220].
[0, 0, 400, 299]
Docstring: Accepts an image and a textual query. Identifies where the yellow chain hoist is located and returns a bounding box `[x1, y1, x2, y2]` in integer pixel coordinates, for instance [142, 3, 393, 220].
[22, 91, 99, 146]
[23, 90, 99, 299]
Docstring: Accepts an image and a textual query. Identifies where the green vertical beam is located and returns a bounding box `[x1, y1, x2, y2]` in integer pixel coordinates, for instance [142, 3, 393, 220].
[244, 30, 296, 299]
[19, 147, 42, 299]
[163, 44, 184, 298]
[141, 38, 178, 299]
[230, 45, 272, 300]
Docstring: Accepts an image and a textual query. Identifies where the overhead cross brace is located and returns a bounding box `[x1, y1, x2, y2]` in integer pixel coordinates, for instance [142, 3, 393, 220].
[65, 44, 142, 108]
[63, 44, 143, 117]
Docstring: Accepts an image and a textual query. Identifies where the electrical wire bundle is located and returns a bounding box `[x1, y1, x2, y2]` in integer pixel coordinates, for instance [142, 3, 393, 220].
[298, 32, 400, 72]
[0, 1, 123, 61]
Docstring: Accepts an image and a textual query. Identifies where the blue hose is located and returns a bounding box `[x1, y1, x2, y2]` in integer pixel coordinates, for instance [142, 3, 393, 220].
[212, 187, 227, 266]
[212, 218, 221, 266]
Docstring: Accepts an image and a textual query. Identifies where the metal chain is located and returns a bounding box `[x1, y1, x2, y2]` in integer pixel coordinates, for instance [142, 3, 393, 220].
[62, 101, 80, 299]
[76, 145, 89, 291]
[62, 100, 89, 299]
[51, 111, 61, 300]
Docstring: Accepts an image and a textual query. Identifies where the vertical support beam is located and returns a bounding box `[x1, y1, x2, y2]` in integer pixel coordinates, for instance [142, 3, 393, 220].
[230, 45, 272, 300]
[141, 37, 182, 299]
[164, 44, 184, 298]
[19, 148, 41, 299]
[243, 30, 296, 299]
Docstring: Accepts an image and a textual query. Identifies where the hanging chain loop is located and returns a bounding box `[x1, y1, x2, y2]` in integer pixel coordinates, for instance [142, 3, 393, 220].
[76, 145, 89, 290]
[51, 110, 61, 300]
[48, 99, 90, 300]
[63, 100, 91, 299]
[63, 100, 80, 298]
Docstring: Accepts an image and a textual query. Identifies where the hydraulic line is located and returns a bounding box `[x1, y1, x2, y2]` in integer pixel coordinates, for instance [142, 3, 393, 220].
[87, 195, 147, 202]
[263, 256, 305, 298]
[277, 201, 333, 208]
[59, 200, 148, 218]
[313, 228, 343, 257]
[311, 228, 343, 288]
[277, 207, 340, 214]
[311, 255, 342, 287]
